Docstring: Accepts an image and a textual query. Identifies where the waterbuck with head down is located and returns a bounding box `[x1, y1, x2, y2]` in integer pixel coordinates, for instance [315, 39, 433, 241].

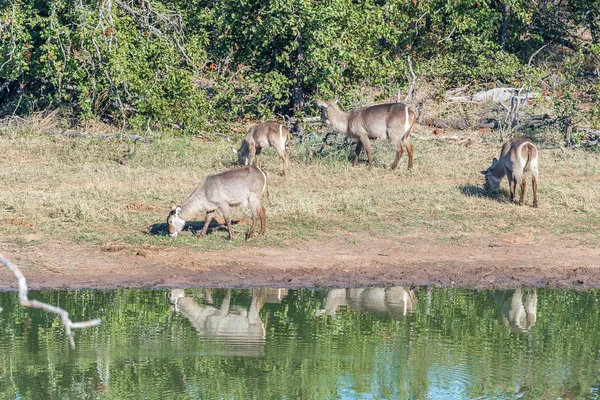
[315, 99, 416, 170]
[235, 121, 290, 175]
[481, 137, 539, 207]
[167, 165, 267, 241]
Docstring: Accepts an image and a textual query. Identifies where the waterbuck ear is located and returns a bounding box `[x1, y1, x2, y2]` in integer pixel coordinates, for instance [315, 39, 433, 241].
[315, 99, 327, 108]
[175, 206, 182, 216]
[170, 202, 177, 211]
[334, 97, 340, 104]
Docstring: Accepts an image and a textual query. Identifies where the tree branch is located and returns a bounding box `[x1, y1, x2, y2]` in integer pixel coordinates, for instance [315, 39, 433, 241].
[404, 55, 417, 102]
[527, 44, 548, 67]
[0, 254, 101, 349]
[113, 0, 195, 67]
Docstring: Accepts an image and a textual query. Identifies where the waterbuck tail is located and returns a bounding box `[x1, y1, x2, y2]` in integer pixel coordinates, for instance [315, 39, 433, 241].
[402, 106, 417, 142]
[257, 166, 270, 201]
[524, 142, 538, 178]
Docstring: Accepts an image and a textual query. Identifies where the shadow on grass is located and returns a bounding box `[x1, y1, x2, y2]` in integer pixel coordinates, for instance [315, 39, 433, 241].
[147, 220, 239, 236]
[459, 184, 510, 203]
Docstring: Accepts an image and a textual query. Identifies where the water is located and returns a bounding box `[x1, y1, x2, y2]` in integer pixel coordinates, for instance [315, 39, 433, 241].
[0, 287, 599, 399]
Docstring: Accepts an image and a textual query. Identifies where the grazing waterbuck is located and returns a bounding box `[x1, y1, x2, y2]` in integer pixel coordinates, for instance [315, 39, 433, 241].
[167, 165, 267, 241]
[234, 121, 290, 175]
[315, 99, 416, 170]
[481, 137, 539, 207]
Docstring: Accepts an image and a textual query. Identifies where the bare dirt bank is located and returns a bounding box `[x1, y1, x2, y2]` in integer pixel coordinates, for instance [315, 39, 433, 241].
[1, 233, 599, 291]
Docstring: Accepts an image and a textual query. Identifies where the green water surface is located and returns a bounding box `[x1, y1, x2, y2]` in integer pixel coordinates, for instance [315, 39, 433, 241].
[0, 287, 599, 399]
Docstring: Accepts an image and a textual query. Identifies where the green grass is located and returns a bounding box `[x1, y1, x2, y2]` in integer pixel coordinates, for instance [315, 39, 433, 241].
[1, 129, 600, 252]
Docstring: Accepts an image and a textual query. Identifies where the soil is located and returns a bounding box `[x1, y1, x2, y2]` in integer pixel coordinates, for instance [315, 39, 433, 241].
[1, 231, 600, 291]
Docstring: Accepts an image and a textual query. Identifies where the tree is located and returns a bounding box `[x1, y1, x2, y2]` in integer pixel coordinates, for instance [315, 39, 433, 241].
[0, 254, 100, 348]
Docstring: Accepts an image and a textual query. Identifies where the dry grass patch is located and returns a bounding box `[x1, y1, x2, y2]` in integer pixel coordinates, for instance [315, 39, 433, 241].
[1, 131, 599, 250]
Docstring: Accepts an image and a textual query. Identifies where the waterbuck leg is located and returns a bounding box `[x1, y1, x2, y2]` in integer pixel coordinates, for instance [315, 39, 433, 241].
[273, 142, 288, 175]
[249, 143, 256, 166]
[247, 204, 258, 240]
[225, 217, 234, 241]
[404, 139, 414, 170]
[353, 141, 363, 167]
[259, 204, 266, 235]
[361, 136, 373, 169]
[507, 171, 516, 203]
[254, 147, 263, 168]
[390, 140, 404, 170]
[200, 211, 215, 237]
[247, 197, 266, 240]
[519, 178, 527, 205]
[532, 176, 538, 208]
[218, 203, 234, 241]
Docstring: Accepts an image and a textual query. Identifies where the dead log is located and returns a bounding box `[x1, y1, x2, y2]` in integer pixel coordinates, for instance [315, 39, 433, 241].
[422, 117, 471, 130]
[45, 129, 153, 143]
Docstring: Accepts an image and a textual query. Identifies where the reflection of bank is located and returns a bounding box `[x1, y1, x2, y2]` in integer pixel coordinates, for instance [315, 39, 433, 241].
[168, 288, 269, 357]
[493, 288, 537, 333]
[316, 287, 415, 320]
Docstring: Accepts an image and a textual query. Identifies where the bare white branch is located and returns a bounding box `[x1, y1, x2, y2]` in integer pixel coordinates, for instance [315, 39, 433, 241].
[405, 55, 417, 102]
[0, 4, 18, 77]
[113, 0, 195, 66]
[0, 254, 101, 349]
[527, 44, 548, 68]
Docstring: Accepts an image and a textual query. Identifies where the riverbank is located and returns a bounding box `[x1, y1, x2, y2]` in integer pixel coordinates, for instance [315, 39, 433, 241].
[1, 232, 600, 290]
[1, 131, 599, 290]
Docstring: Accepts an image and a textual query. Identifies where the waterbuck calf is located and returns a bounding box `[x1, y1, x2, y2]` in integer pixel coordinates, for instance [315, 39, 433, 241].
[167, 165, 267, 240]
[235, 121, 290, 175]
[315, 99, 416, 170]
[481, 137, 539, 207]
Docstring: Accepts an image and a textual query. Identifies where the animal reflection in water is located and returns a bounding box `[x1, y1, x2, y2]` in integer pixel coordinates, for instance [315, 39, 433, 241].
[493, 288, 537, 333]
[169, 288, 279, 356]
[316, 287, 416, 319]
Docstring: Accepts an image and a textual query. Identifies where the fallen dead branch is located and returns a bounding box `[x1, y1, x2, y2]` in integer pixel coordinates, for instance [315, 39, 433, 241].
[45, 129, 153, 143]
[0, 254, 101, 349]
[414, 133, 479, 147]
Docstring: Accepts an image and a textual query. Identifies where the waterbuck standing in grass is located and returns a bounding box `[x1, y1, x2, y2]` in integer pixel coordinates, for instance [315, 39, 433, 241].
[481, 137, 539, 207]
[167, 165, 267, 241]
[315, 99, 417, 170]
[235, 121, 290, 175]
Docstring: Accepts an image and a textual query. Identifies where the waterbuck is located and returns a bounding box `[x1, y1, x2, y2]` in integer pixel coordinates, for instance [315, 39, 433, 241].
[167, 165, 267, 240]
[481, 137, 539, 207]
[315, 99, 416, 170]
[234, 121, 290, 175]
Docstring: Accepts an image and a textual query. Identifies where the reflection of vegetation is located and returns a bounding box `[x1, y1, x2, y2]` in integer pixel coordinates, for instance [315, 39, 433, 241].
[1, 288, 600, 399]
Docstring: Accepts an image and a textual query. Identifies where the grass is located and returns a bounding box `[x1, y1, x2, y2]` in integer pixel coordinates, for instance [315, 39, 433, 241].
[1, 127, 600, 252]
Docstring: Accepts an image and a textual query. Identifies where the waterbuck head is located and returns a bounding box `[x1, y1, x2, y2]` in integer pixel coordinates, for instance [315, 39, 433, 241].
[316, 98, 340, 124]
[232, 145, 250, 166]
[315, 99, 330, 124]
[167, 203, 185, 237]
[480, 158, 502, 191]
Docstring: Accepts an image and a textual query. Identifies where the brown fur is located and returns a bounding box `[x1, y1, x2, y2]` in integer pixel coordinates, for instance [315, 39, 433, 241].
[237, 121, 290, 175]
[315, 99, 417, 170]
[481, 137, 539, 207]
[167, 165, 267, 241]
